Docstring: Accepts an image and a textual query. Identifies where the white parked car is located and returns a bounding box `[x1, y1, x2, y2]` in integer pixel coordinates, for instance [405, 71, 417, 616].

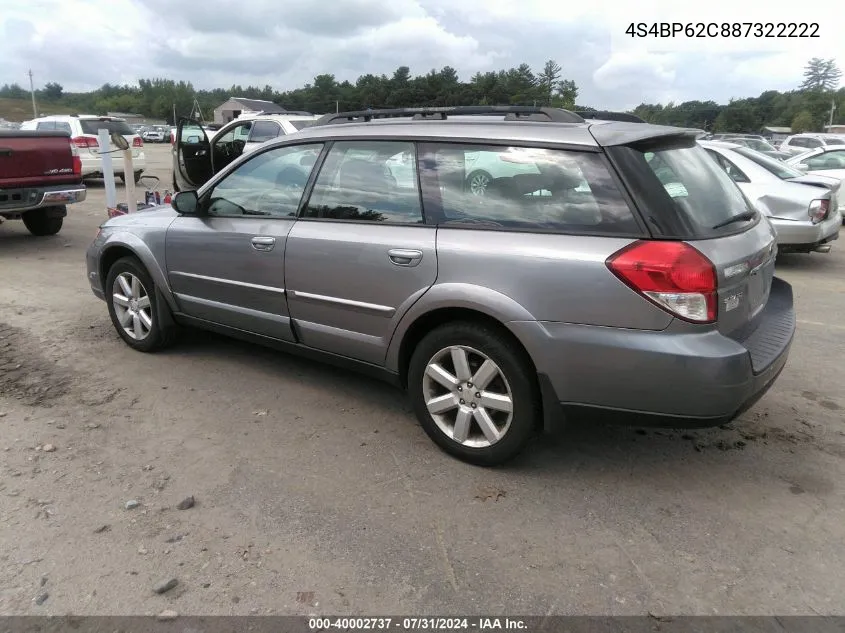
[20, 115, 146, 183]
[778, 133, 845, 156]
[700, 140, 841, 253]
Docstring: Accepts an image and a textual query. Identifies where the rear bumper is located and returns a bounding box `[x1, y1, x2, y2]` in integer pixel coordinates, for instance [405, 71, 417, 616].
[513, 278, 795, 428]
[770, 211, 841, 251]
[0, 184, 86, 216]
[81, 153, 146, 178]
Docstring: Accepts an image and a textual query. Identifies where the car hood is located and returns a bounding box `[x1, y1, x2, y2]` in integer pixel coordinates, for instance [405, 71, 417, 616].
[103, 205, 178, 228]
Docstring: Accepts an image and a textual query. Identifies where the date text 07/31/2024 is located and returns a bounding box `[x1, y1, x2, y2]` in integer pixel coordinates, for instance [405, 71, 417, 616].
[625, 22, 820, 38]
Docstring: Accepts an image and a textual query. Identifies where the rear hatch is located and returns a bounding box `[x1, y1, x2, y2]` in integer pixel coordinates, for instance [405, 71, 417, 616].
[77, 117, 142, 157]
[0, 130, 77, 187]
[604, 132, 785, 363]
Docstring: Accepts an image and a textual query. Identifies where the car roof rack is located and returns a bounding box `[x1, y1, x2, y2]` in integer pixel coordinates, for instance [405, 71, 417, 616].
[312, 106, 585, 126]
[576, 111, 646, 123]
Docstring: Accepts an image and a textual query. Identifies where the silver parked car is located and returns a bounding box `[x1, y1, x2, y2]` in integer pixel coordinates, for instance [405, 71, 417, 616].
[700, 141, 841, 253]
[86, 106, 795, 466]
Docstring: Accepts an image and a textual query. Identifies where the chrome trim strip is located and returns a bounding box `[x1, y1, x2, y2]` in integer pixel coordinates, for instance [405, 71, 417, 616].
[289, 290, 394, 315]
[170, 271, 285, 294]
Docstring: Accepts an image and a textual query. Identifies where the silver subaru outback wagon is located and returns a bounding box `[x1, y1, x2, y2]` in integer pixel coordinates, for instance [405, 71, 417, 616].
[86, 106, 795, 466]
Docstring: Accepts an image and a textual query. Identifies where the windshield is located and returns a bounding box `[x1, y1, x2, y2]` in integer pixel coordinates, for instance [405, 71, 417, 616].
[732, 146, 804, 179]
[611, 140, 756, 238]
[80, 119, 135, 136]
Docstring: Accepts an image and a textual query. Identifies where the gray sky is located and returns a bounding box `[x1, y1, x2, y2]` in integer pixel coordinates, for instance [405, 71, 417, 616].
[2, 0, 842, 109]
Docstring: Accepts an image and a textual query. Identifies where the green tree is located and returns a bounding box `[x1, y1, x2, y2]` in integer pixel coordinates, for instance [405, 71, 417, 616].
[42, 82, 63, 101]
[800, 58, 842, 91]
[791, 110, 815, 133]
[552, 79, 578, 109]
[537, 60, 562, 106]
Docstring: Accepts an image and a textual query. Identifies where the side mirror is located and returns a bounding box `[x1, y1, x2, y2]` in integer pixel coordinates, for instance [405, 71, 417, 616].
[172, 190, 199, 215]
[796, 163, 809, 172]
[111, 133, 130, 151]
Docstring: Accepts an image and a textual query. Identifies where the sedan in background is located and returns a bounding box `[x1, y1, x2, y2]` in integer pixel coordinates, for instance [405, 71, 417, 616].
[700, 140, 841, 254]
[719, 136, 792, 161]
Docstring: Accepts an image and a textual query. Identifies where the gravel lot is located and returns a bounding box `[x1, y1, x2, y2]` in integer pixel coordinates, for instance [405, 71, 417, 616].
[1, 143, 844, 616]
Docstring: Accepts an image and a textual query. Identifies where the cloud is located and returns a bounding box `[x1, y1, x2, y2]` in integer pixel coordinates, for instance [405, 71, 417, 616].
[0, 0, 842, 111]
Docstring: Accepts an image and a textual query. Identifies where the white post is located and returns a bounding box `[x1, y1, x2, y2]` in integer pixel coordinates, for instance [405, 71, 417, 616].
[98, 129, 117, 212]
[122, 149, 136, 212]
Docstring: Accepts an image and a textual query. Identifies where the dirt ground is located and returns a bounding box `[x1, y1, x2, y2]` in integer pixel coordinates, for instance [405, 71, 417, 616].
[1, 143, 845, 617]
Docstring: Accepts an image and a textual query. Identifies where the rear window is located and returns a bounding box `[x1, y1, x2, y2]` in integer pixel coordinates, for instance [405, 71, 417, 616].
[290, 120, 315, 131]
[732, 147, 804, 179]
[80, 119, 134, 136]
[608, 139, 756, 238]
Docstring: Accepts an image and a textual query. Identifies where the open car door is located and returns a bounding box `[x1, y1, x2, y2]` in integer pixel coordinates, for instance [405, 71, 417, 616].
[175, 118, 213, 190]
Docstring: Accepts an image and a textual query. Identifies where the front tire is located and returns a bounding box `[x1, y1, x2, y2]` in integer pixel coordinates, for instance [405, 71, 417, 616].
[22, 207, 64, 236]
[105, 256, 176, 352]
[408, 322, 540, 466]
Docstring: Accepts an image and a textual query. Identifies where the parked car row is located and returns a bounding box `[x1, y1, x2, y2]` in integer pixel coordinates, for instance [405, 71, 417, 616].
[19, 114, 146, 183]
[88, 105, 800, 466]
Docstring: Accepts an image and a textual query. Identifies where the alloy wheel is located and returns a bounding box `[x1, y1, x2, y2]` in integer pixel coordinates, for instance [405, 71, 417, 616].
[469, 172, 490, 196]
[112, 272, 153, 341]
[422, 345, 514, 448]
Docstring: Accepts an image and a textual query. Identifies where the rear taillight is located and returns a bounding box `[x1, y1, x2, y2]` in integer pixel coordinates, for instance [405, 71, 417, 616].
[606, 241, 718, 323]
[809, 199, 829, 224]
[70, 144, 82, 176]
[133, 136, 143, 148]
[72, 136, 97, 149]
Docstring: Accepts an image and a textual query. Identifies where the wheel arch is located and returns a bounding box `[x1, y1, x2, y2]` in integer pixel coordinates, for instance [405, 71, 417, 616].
[99, 235, 177, 312]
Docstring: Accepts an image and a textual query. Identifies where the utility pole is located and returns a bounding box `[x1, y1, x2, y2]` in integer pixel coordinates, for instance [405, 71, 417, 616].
[28, 69, 37, 118]
[829, 98, 837, 130]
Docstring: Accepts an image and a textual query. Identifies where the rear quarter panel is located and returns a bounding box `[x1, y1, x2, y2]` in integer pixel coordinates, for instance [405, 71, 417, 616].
[430, 228, 674, 329]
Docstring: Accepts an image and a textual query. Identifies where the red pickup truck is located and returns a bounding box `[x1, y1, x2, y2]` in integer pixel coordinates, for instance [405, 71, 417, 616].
[0, 130, 87, 236]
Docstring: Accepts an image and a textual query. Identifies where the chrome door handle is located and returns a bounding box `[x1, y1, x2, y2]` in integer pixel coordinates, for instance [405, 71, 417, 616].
[251, 236, 276, 252]
[388, 248, 423, 267]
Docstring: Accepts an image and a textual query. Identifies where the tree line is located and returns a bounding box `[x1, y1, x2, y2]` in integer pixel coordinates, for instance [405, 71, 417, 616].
[1, 57, 841, 133]
[0, 60, 578, 124]
[633, 58, 842, 133]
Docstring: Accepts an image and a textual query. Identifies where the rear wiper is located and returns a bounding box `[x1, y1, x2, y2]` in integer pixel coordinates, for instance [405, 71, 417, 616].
[712, 210, 756, 230]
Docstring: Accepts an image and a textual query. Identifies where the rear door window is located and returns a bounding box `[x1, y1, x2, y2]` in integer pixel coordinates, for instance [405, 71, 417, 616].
[302, 140, 423, 224]
[36, 122, 56, 131]
[419, 143, 641, 235]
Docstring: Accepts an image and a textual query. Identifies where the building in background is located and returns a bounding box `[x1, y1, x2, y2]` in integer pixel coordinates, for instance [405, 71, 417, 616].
[213, 98, 288, 124]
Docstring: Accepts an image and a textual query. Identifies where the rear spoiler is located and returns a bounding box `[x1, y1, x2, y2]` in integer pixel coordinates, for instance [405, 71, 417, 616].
[576, 111, 646, 123]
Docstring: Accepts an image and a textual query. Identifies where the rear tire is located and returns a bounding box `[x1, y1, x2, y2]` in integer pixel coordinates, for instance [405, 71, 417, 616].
[105, 256, 177, 353]
[22, 207, 64, 236]
[408, 321, 540, 466]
